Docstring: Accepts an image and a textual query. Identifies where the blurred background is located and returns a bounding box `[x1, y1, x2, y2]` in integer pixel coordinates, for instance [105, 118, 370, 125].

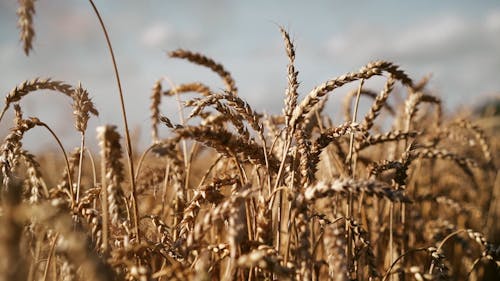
[0, 0, 499, 151]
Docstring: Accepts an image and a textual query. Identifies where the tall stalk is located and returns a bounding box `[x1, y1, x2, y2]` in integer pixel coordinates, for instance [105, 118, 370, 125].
[75, 135, 85, 202]
[88, 0, 140, 241]
[345, 79, 364, 277]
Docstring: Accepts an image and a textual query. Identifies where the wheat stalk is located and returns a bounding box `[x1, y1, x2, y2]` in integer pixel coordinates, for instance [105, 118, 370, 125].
[88, 0, 140, 242]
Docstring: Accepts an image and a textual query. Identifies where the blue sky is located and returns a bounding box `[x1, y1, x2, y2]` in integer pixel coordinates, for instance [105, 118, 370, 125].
[0, 0, 499, 150]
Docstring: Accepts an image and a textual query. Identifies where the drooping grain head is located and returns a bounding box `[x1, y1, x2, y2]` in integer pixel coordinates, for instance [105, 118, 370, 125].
[17, 0, 36, 56]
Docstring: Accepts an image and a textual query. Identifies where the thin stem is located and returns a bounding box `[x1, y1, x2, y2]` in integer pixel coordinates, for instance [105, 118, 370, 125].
[197, 155, 224, 187]
[314, 110, 336, 179]
[232, 153, 247, 184]
[164, 76, 190, 202]
[346, 78, 365, 172]
[160, 76, 192, 231]
[27, 238, 41, 281]
[282, 146, 297, 263]
[161, 163, 170, 216]
[100, 141, 109, 255]
[485, 172, 500, 234]
[184, 142, 200, 201]
[259, 133, 272, 198]
[0, 105, 8, 124]
[134, 143, 160, 182]
[382, 247, 427, 281]
[39, 123, 75, 207]
[41, 233, 59, 281]
[466, 257, 482, 280]
[284, 208, 297, 264]
[85, 147, 98, 188]
[401, 84, 412, 267]
[272, 133, 292, 192]
[428, 229, 466, 274]
[87, 0, 139, 241]
[272, 134, 292, 254]
[346, 78, 364, 276]
[76, 133, 85, 202]
[389, 203, 394, 280]
[267, 186, 289, 204]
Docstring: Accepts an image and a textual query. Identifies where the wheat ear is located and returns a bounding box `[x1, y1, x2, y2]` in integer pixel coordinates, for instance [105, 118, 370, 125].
[279, 26, 299, 129]
[0, 78, 74, 123]
[290, 61, 412, 131]
[169, 49, 238, 94]
[16, 0, 36, 55]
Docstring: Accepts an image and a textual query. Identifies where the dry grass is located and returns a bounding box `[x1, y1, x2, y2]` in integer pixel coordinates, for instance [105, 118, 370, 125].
[1, 2, 499, 281]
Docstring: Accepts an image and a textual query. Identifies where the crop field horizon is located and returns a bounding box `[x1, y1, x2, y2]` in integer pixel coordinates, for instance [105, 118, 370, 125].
[0, 1, 498, 281]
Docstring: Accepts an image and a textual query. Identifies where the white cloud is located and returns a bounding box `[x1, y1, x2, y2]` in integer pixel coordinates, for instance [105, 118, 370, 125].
[325, 14, 472, 61]
[141, 23, 174, 48]
[393, 15, 467, 55]
[323, 13, 500, 109]
[52, 11, 94, 41]
[485, 9, 500, 31]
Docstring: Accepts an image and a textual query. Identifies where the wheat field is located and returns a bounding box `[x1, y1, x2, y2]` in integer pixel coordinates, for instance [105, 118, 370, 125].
[0, 1, 499, 281]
